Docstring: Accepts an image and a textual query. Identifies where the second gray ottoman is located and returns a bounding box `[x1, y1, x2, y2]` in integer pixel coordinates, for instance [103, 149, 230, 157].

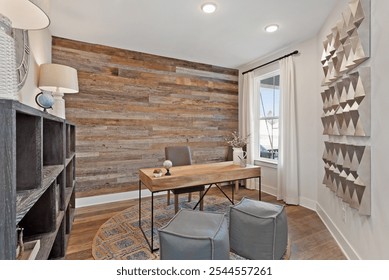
[158, 209, 229, 260]
[229, 197, 288, 259]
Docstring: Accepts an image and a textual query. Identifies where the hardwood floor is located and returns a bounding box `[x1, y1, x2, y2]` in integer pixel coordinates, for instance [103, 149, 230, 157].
[65, 186, 346, 260]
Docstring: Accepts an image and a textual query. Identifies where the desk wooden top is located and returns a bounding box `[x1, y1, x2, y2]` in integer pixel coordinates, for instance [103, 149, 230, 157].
[139, 161, 260, 192]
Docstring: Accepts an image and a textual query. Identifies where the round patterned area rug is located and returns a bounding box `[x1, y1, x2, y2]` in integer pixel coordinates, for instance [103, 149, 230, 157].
[92, 194, 237, 260]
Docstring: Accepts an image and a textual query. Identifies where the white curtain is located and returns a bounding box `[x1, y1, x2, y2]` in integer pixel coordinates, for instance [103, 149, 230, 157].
[277, 56, 299, 204]
[241, 72, 257, 189]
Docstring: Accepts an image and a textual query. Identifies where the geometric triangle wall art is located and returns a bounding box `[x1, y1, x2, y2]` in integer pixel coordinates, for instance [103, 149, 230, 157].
[321, 0, 370, 86]
[349, 67, 371, 136]
[322, 142, 371, 215]
[320, 0, 371, 217]
[321, 67, 370, 136]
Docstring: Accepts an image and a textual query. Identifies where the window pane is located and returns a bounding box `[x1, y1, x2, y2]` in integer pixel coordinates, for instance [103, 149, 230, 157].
[258, 74, 280, 161]
[259, 119, 279, 160]
[259, 76, 280, 118]
[259, 89, 280, 118]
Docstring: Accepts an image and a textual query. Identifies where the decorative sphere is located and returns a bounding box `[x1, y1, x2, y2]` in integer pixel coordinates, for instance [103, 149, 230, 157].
[163, 160, 173, 169]
[36, 92, 54, 109]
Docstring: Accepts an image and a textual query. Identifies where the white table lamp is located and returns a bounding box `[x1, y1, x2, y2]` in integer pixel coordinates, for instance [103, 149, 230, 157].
[38, 63, 79, 118]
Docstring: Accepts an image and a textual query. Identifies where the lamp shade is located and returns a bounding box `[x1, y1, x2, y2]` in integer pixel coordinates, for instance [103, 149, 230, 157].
[38, 63, 79, 93]
[0, 0, 50, 30]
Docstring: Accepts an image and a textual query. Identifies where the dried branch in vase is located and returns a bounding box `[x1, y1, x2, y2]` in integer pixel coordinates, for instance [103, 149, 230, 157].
[225, 131, 250, 148]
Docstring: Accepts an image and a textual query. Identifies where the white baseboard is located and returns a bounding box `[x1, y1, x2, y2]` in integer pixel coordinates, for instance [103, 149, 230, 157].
[261, 184, 316, 211]
[76, 184, 317, 212]
[261, 184, 277, 196]
[76, 189, 161, 208]
[299, 197, 316, 211]
[316, 203, 360, 260]
[75, 185, 215, 208]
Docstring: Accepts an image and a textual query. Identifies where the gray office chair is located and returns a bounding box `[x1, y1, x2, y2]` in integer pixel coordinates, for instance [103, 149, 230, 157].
[165, 146, 205, 213]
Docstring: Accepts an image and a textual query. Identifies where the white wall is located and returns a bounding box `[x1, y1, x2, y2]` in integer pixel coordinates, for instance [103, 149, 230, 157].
[316, 0, 389, 259]
[240, 0, 389, 259]
[238, 37, 319, 210]
[18, 0, 52, 109]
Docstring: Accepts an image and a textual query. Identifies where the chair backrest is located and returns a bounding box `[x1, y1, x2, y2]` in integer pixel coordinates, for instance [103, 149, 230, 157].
[226, 146, 233, 161]
[165, 146, 192, 167]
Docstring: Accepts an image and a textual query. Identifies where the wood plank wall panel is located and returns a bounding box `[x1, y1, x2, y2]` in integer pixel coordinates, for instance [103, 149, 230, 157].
[52, 37, 238, 198]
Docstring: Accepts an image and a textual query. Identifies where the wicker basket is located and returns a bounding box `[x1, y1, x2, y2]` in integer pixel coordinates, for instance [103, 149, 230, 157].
[0, 14, 18, 100]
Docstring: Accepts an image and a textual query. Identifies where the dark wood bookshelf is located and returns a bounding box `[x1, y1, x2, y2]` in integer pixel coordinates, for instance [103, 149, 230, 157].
[0, 100, 76, 260]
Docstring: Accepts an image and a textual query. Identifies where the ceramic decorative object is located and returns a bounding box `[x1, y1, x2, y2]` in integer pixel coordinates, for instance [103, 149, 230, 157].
[163, 160, 173, 176]
[225, 131, 250, 165]
[239, 156, 247, 168]
[233, 147, 247, 166]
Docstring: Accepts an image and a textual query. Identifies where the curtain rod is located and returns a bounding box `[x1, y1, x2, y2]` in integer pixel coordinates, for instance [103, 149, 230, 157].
[241, 50, 299, 75]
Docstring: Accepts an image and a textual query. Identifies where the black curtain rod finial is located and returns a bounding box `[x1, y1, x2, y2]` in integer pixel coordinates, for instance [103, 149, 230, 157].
[242, 50, 299, 75]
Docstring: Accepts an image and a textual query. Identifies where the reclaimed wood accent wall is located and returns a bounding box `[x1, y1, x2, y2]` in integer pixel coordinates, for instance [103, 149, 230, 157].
[51, 37, 239, 198]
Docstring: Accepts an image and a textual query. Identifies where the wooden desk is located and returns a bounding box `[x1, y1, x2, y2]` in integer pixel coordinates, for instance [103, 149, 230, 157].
[138, 161, 261, 251]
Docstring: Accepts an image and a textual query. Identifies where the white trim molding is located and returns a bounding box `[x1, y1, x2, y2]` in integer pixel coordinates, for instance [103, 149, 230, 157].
[299, 197, 316, 211]
[76, 189, 161, 208]
[316, 203, 360, 260]
[76, 185, 214, 208]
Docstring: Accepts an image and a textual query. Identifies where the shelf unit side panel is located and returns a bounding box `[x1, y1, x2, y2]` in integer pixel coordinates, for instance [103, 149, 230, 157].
[0, 107, 17, 259]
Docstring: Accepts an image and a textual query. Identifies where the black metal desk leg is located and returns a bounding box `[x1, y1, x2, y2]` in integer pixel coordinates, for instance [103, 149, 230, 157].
[138, 180, 141, 226]
[193, 184, 213, 210]
[151, 192, 154, 251]
[138, 181, 157, 252]
[258, 176, 262, 200]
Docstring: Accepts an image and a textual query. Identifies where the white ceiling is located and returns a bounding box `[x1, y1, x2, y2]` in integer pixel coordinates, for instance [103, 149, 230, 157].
[49, 0, 338, 69]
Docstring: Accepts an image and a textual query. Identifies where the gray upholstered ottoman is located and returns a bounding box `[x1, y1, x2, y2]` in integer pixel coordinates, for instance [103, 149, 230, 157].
[158, 209, 229, 260]
[229, 197, 288, 259]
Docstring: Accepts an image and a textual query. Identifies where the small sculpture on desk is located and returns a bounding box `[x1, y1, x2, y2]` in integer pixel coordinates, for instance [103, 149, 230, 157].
[163, 160, 173, 176]
[153, 169, 163, 177]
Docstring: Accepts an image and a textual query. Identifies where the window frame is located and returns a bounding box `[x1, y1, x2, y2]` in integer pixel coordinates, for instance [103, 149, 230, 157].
[254, 69, 280, 164]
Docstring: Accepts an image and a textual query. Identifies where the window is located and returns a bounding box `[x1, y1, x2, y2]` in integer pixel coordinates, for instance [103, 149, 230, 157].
[255, 72, 280, 162]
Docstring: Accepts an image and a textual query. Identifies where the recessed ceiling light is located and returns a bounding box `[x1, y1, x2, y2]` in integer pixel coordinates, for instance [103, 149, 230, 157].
[201, 3, 217, 14]
[265, 24, 279, 33]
